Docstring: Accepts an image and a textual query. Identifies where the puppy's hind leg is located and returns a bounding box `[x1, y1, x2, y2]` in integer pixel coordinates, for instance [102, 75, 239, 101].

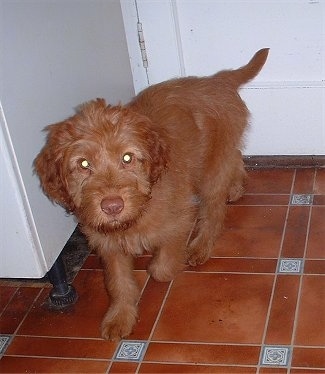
[100, 250, 140, 340]
[187, 152, 246, 266]
[228, 150, 247, 203]
[187, 165, 234, 266]
[186, 198, 227, 267]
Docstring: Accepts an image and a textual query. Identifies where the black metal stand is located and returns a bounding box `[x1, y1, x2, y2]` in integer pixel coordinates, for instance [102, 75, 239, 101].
[47, 254, 78, 308]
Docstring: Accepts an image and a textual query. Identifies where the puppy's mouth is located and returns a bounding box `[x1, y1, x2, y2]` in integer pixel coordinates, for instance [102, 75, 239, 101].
[77, 192, 150, 234]
[98, 218, 134, 233]
[87, 210, 136, 234]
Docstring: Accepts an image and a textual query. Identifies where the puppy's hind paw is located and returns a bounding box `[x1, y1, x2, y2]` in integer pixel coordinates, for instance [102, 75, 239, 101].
[186, 241, 211, 267]
[228, 183, 245, 203]
[187, 251, 210, 267]
[101, 306, 137, 341]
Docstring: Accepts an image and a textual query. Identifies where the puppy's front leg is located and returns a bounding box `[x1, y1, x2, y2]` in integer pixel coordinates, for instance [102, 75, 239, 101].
[100, 250, 140, 340]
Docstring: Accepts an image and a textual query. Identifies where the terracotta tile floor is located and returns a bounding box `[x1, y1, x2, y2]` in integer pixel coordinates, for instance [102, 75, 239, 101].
[1, 168, 324, 373]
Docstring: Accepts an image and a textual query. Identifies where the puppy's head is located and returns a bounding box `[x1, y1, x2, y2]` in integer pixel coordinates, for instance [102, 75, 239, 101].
[34, 98, 168, 232]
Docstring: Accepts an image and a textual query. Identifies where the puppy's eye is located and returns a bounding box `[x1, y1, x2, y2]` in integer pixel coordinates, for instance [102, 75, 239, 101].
[122, 153, 133, 165]
[79, 159, 90, 169]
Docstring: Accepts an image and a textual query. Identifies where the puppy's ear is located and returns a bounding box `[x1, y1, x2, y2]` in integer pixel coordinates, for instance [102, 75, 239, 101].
[147, 127, 168, 184]
[34, 121, 75, 212]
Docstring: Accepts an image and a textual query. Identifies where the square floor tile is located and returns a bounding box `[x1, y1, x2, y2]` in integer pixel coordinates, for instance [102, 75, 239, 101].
[261, 346, 290, 366]
[306, 207, 325, 258]
[314, 168, 325, 194]
[153, 273, 274, 343]
[294, 276, 325, 346]
[278, 259, 303, 274]
[293, 169, 316, 194]
[290, 194, 313, 205]
[114, 340, 147, 362]
[213, 206, 287, 258]
[264, 275, 300, 345]
[245, 169, 294, 194]
[0, 335, 12, 356]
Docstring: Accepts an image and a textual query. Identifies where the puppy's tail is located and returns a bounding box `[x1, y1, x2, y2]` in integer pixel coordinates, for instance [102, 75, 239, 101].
[215, 48, 269, 87]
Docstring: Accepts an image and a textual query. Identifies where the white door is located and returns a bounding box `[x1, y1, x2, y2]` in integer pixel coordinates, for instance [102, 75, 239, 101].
[121, 0, 325, 156]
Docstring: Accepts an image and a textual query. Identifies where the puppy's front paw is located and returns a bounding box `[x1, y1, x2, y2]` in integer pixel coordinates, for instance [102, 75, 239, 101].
[101, 305, 138, 341]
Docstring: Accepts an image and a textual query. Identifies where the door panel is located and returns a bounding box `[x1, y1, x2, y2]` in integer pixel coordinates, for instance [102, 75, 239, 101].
[122, 0, 325, 155]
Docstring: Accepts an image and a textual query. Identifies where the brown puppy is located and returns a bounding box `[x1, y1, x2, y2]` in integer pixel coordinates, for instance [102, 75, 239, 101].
[34, 48, 269, 340]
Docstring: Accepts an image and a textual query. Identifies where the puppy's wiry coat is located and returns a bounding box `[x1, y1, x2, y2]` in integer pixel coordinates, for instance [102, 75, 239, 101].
[35, 48, 269, 340]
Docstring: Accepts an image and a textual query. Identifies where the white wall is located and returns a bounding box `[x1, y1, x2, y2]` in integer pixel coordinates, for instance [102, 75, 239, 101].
[0, 0, 134, 277]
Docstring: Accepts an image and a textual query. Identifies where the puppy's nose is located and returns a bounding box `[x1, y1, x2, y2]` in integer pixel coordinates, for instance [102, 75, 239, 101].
[101, 197, 124, 215]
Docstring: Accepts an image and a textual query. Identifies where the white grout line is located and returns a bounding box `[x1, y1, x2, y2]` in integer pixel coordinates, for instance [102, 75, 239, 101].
[287, 169, 317, 373]
[135, 279, 174, 373]
[256, 169, 297, 373]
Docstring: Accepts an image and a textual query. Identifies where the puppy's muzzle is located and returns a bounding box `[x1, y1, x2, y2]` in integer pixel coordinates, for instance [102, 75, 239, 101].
[101, 197, 124, 216]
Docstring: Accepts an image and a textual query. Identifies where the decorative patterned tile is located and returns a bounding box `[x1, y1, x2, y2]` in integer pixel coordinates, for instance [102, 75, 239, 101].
[114, 340, 148, 362]
[291, 194, 313, 206]
[261, 346, 290, 366]
[0, 335, 12, 356]
[278, 259, 303, 274]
